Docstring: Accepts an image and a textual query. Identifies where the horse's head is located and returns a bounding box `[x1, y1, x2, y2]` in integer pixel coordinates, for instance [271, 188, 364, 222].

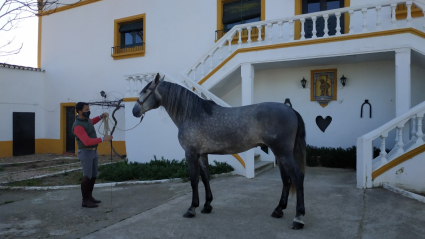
[132, 73, 164, 117]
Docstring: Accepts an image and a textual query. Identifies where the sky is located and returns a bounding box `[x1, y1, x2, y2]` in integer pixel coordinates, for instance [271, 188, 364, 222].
[0, 13, 38, 68]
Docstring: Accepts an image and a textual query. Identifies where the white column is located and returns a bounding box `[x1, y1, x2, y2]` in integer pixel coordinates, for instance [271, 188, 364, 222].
[391, 4, 397, 29]
[395, 48, 411, 116]
[323, 14, 329, 37]
[335, 12, 341, 36]
[125, 77, 132, 96]
[267, 23, 273, 44]
[300, 18, 306, 40]
[247, 26, 252, 46]
[376, 6, 382, 31]
[362, 8, 368, 33]
[278, 21, 284, 41]
[237, 28, 242, 48]
[241, 63, 255, 178]
[289, 20, 294, 41]
[312, 16, 317, 38]
[349, 10, 355, 34]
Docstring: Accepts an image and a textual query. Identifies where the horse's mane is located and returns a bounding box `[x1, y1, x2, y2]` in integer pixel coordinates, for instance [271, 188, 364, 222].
[159, 81, 217, 122]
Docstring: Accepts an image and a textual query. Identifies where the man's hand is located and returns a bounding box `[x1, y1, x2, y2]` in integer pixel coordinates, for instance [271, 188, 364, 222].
[103, 135, 113, 142]
[100, 113, 108, 119]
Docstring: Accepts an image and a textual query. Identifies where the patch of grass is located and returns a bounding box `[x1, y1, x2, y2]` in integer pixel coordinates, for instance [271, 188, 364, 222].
[29, 164, 38, 168]
[98, 157, 234, 182]
[8, 178, 43, 187]
[0, 200, 14, 205]
[0, 166, 3, 172]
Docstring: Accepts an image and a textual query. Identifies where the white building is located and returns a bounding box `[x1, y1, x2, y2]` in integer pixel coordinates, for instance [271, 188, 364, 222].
[1, 0, 425, 192]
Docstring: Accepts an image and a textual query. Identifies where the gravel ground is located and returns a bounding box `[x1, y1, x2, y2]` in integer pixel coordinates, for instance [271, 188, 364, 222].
[0, 154, 123, 184]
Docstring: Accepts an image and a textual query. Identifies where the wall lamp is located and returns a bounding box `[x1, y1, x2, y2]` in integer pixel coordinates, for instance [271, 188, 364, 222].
[301, 77, 307, 88]
[340, 75, 347, 87]
[100, 90, 107, 98]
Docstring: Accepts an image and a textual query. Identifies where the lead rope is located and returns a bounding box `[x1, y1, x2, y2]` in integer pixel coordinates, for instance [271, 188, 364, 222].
[101, 113, 113, 208]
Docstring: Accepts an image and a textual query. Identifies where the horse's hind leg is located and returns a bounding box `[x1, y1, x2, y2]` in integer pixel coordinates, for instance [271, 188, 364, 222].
[183, 150, 200, 218]
[276, 152, 305, 229]
[199, 154, 213, 214]
[271, 158, 291, 219]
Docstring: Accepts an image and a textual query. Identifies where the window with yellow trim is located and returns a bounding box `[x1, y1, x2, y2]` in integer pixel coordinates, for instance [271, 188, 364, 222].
[395, 4, 424, 20]
[216, 0, 265, 42]
[295, 0, 350, 40]
[112, 14, 146, 60]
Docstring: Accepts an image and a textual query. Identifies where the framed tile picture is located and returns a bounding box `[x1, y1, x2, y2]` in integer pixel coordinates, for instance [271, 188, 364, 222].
[311, 69, 337, 107]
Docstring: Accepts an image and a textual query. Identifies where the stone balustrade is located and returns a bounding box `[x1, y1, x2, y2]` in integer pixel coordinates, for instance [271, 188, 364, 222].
[357, 101, 425, 188]
[123, 71, 229, 107]
[124, 73, 157, 97]
[184, 0, 425, 84]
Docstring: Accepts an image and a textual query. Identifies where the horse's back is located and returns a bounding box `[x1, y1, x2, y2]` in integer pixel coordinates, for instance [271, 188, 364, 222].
[178, 102, 298, 154]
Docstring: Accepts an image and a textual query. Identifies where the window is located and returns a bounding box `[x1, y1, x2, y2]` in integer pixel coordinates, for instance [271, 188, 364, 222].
[295, 0, 350, 40]
[120, 21, 143, 48]
[302, 0, 345, 38]
[112, 14, 146, 60]
[216, 0, 265, 42]
[395, 4, 424, 20]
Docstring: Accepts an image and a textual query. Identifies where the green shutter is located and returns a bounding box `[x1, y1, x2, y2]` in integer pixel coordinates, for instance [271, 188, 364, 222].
[222, 0, 261, 25]
[119, 21, 143, 33]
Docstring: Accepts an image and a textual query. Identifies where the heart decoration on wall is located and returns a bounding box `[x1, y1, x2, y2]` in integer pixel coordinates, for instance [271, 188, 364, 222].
[316, 116, 332, 132]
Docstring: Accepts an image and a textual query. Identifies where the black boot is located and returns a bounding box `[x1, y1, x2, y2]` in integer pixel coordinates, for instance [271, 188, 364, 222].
[89, 177, 101, 203]
[81, 176, 98, 208]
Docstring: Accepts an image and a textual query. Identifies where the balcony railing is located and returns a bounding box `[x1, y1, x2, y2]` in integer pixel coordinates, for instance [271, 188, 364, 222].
[185, 0, 425, 84]
[215, 27, 261, 41]
[111, 43, 145, 55]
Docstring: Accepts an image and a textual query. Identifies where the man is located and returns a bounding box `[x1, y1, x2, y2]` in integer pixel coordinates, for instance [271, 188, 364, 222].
[73, 102, 113, 208]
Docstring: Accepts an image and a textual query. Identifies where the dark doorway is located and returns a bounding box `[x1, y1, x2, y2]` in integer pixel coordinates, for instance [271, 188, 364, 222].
[302, 0, 345, 38]
[65, 107, 76, 153]
[13, 112, 35, 156]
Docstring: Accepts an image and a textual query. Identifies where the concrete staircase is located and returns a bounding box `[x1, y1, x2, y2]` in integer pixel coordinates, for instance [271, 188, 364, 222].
[254, 153, 274, 176]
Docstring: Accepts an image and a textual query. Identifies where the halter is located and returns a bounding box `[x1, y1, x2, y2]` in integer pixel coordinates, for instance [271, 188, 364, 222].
[136, 81, 160, 106]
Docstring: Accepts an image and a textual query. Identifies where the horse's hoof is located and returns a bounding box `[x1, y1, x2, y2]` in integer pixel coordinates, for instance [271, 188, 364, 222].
[201, 206, 213, 214]
[291, 221, 305, 230]
[271, 209, 283, 218]
[183, 211, 196, 218]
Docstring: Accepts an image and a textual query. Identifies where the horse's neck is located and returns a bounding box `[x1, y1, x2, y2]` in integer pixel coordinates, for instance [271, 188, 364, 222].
[157, 82, 184, 127]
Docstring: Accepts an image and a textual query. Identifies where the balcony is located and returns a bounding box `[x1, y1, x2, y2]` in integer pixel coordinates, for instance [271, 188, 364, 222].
[111, 43, 145, 60]
[186, 0, 425, 87]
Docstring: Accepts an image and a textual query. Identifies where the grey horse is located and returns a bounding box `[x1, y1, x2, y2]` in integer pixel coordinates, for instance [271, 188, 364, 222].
[132, 73, 306, 229]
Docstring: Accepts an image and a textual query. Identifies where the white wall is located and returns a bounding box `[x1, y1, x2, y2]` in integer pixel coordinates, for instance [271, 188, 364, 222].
[373, 152, 425, 193]
[40, 0, 218, 141]
[411, 63, 425, 107]
[210, 61, 399, 149]
[0, 68, 45, 141]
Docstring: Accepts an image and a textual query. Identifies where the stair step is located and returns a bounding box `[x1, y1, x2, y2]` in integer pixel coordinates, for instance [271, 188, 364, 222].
[254, 153, 261, 162]
[254, 161, 274, 176]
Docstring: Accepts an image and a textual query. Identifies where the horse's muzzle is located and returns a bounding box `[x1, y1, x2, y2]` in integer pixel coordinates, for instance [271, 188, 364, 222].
[132, 107, 142, 117]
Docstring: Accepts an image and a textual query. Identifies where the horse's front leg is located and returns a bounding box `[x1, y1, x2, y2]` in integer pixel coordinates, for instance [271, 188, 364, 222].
[183, 150, 200, 218]
[199, 154, 213, 214]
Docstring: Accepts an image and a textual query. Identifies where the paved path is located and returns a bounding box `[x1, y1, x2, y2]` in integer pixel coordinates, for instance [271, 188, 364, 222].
[1, 167, 424, 239]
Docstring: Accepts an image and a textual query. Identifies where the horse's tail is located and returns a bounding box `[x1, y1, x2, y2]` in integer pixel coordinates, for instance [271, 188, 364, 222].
[290, 109, 306, 195]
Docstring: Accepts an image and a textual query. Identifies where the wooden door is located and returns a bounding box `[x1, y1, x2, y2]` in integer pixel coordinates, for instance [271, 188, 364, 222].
[13, 112, 35, 156]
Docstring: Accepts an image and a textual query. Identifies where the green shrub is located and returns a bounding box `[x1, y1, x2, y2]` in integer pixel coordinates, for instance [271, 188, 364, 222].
[98, 156, 234, 182]
[306, 145, 356, 169]
[306, 145, 390, 170]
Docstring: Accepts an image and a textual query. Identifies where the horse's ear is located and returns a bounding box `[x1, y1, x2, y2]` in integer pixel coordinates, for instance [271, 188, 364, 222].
[154, 73, 160, 84]
[160, 75, 165, 82]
